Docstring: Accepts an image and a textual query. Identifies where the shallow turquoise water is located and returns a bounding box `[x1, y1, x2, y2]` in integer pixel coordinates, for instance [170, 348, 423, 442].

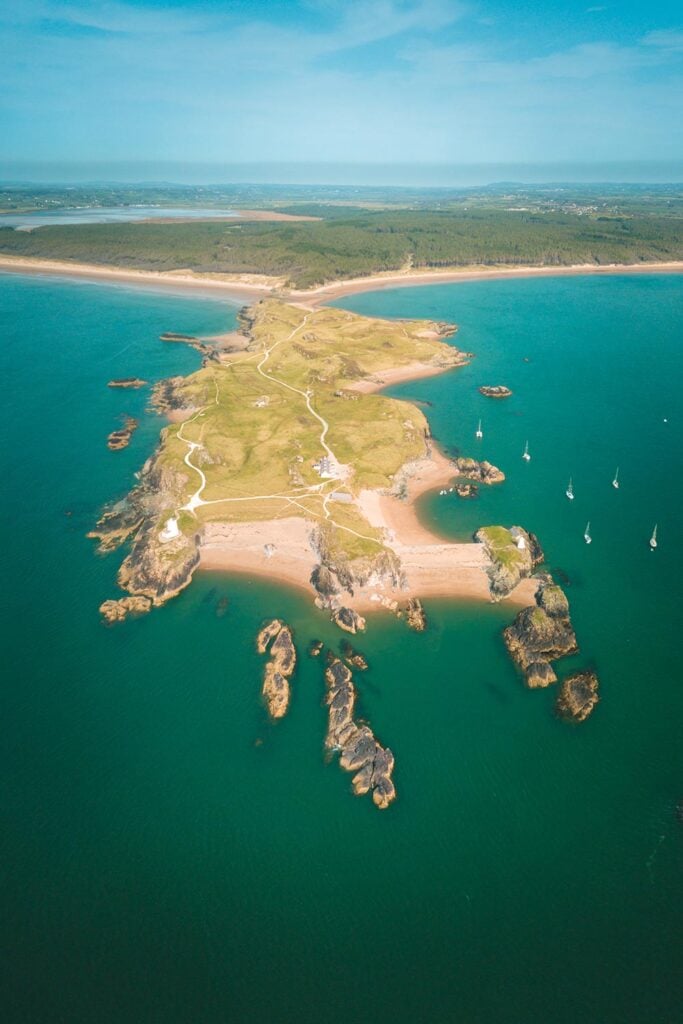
[1, 273, 682, 1023]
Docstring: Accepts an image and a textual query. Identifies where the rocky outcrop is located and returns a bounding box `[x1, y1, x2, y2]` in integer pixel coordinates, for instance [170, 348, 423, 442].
[455, 482, 478, 498]
[310, 523, 406, 606]
[479, 385, 512, 398]
[556, 671, 599, 722]
[257, 620, 296, 719]
[331, 606, 366, 634]
[99, 595, 152, 623]
[341, 641, 368, 671]
[475, 525, 544, 600]
[401, 598, 427, 632]
[309, 640, 324, 658]
[107, 416, 138, 450]
[257, 619, 283, 653]
[503, 580, 577, 687]
[324, 658, 396, 809]
[150, 377, 197, 416]
[107, 378, 147, 389]
[454, 457, 505, 485]
[91, 449, 201, 609]
[160, 332, 219, 362]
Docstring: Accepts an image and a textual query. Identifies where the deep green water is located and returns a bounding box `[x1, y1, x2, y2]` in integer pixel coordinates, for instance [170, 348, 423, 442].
[2, 272, 682, 1024]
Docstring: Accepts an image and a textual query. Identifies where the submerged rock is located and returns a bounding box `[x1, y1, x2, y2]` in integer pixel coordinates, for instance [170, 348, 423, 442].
[556, 671, 599, 722]
[257, 619, 296, 719]
[503, 580, 577, 687]
[107, 377, 147, 389]
[454, 457, 505, 485]
[324, 658, 396, 809]
[99, 595, 152, 623]
[332, 606, 366, 634]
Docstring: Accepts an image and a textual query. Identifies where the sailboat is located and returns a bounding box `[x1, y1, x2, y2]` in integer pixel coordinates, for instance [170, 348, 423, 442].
[650, 524, 658, 550]
[612, 467, 620, 490]
[566, 477, 574, 501]
[584, 521, 592, 545]
[522, 440, 531, 462]
[475, 419, 483, 439]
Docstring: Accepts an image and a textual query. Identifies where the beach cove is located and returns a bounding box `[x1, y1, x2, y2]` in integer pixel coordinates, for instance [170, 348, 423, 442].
[1, 270, 682, 1022]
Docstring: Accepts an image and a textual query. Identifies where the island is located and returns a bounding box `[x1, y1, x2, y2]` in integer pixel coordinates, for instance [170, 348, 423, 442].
[479, 385, 513, 399]
[91, 298, 541, 622]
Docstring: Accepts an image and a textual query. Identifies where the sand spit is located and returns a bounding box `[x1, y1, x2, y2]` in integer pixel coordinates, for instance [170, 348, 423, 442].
[2, 254, 682, 307]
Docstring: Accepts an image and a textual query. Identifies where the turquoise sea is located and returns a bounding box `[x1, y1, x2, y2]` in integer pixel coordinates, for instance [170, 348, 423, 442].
[1, 272, 682, 1023]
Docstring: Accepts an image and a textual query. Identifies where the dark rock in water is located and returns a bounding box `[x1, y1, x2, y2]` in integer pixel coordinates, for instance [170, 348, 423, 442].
[341, 640, 368, 671]
[455, 482, 478, 499]
[99, 595, 151, 623]
[556, 670, 599, 722]
[401, 598, 427, 632]
[454, 457, 505, 485]
[478, 385, 512, 398]
[256, 619, 296, 719]
[331, 606, 366, 634]
[323, 657, 396, 809]
[503, 580, 577, 687]
[215, 596, 229, 618]
[202, 587, 218, 604]
[309, 640, 324, 658]
[107, 415, 139, 450]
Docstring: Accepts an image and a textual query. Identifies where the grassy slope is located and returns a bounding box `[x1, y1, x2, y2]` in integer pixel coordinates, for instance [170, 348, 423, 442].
[156, 300, 462, 558]
[2, 208, 682, 287]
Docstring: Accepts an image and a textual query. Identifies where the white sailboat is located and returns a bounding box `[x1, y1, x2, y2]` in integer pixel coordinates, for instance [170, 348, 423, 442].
[475, 419, 483, 439]
[584, 521, 592, 545]
[522, 440, 531, 462]
[566, 477, 574, 501]
[650, 524, 658, 550]
[612, 467, 620, 490]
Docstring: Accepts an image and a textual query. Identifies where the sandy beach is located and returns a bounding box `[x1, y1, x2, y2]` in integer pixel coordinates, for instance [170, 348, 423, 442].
[198, 443, 538, 610]
[2, 253, 682, 307]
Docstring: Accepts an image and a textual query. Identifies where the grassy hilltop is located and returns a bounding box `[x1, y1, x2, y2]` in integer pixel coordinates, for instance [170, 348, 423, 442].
[155, 299, 463, 559]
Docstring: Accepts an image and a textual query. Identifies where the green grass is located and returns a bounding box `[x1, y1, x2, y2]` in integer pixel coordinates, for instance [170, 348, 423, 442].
[151, 300, 463, 567]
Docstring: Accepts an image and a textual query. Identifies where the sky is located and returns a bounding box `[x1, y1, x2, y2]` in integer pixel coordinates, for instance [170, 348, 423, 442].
[0, 0, 682, 182]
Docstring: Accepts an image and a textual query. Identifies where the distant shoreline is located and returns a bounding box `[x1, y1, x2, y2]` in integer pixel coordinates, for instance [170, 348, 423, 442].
[1, 253, 682, 307]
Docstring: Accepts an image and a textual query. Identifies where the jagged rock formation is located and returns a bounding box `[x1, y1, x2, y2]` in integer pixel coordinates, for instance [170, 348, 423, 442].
[479, 385, 512, 398]
[455, 482, 478, 498]
[341, 641, 369, 671]
[401, 598, 427, 631]
[454, 457, 505, 485]
[89, 449, 201, 613]
[556, 671, 599, 722]
[107, 416, 138, 450]
[257, 619, 296, 719]
[324, 658, 396, 809]
[475, 525, 544, 600]
[256, 619, 283, 653]
[107, 378, 147, 389]
[503, 581, 577, 687]
[99, 595, 152, 623]
[331, 606, 366, 634]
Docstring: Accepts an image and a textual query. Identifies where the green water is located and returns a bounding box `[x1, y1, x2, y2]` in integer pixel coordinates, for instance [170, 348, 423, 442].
[2, 273, 682, 1023]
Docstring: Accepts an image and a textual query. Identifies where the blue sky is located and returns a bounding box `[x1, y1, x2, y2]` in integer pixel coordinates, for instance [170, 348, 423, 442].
[0, 0, 681, 176]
